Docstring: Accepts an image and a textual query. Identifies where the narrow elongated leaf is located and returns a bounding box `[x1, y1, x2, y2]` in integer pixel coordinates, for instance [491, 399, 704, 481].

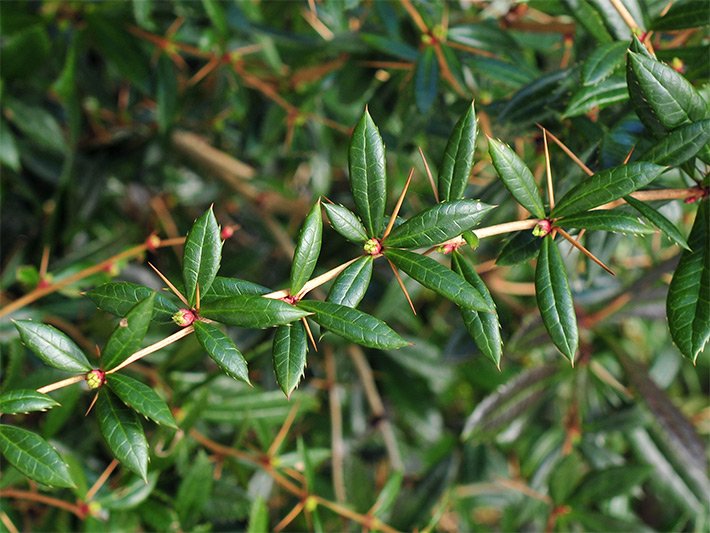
[205, 276, 269, 298]
[667, 201, 709, 362]
[496, 230, 541, 265]
[535, 237, 578, 362]
[385, 200, 493, 248]
[627, 51, 708, 133]
[563, 0, 613, 42]
[559, 211, 653, 235]
[415, 46, 438, 113]
[200, 295, 311, 328]
[193, 321, 250, 384]
[552, 162, 665, 218]
[183, 207, 222, 307]
[385, 249, 492, 312]
[0, 424, 75, 487]
[570, 465, 652, 505]
[488, 138, 546, 218]
[562, 75, 629, 118]
[349, 109, 387, 236]
[582, 41, 628, 86]
[438, 102, 477, 201]
[624, 195, 690, 250]
[297, 300, 407, 349]
[14, 320, 91, 372]
[102, 294, 156, 371]
[642, 119, 710, 166]
[87, 282, 178, 318]
[176, 450, 213, 525]
[247, 497, 269, 533]
[96, 390, 149, 481]
[327, 256, 373, 308]
[452, 253, 502, 368]
[107, 373, 178, 428]
[272, 322, 308, 397]
[651, 1, 709, 30]
[323, 203, 368, 243]
[290, 201, 323, 294]
[0, 390, 60, 415]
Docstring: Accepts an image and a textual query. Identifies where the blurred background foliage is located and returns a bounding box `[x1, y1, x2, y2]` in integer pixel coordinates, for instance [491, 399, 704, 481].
[1, 0, 708, 531]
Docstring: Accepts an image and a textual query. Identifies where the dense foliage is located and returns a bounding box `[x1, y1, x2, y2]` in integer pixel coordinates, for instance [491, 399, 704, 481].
[1, 1, 708, 531]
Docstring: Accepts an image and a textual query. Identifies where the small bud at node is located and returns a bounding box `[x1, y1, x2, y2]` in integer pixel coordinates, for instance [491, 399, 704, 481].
[85, 369, 106, 390]
[172, 308, 196, 327]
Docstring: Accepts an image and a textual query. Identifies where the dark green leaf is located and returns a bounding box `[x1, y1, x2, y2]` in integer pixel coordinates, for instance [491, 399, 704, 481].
[156, 55, 178, 134]
[193, 321, 250, 385]
[414, 46, 439, 113]
[290, 201, 323, 294]
[87, 282, 178, 318]
[496, 230, 541, 265]
[562, 0, 613, 42]
[297, 300, 407, 350]
[102, 294, 156, 371]
[14, 320, 91, 372]
[0, 424, 75, 488]
[549, 452, 586, 504]
[535, 237, 578, 362]
[272, 322, 308, 398]
[582, 41, 628, 86]
[205, 276, 269, 298]
[96, 391, 149, 481]
[385, 200, 494, 249]
[641, 119, 710, 166]
[452, 253, 502, 368]
[183, 207, 222, 307]
[349, 109, 387, 237]
[438, 102, 476, 200]
[200, 295, 311, 328]
[627, 51, 708, 134]
[624, 195, 690, 250]
[384, 249, 492, 312]
[0, 390, 60, 415]
[97, 473, 158, 510]
[570, 465, 652, 505]
[488, 137, 546, 218]
[552, 162, 665, 218]
[559, 210, 653, 235]
[360, 33, 419, 62]
[562, 75, 629, 118]
[498, 69, 575, 126]
[667, 200, 709, 362]
[176, 450, 213, 525]
[327, 256, 373, 308]
[323, 203, 368, 243]
[651, 1, 709, 30]
[107, 373, 178, 428]
[0, 118, 20, 171]
[5, 97, 66, 155]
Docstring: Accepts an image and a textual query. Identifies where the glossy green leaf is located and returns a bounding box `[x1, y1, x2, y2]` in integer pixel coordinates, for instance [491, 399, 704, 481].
[415, 46, 438, 113]
[384, 249, 492, 312]
[323, 203, 368, 243]
[438, 102, 477, 202]
[107, 373, 178, 428]
[360, 33, 419, 62]
[176, 450, 213, 525]
[87, 282, 178, 318]
[0, 390, 60, 415]
[97, 472, 158, 510]
[327, 256, 373, 308]
[498, 69, 575, 126]
[0, 118, 20, 171]
[0, 424, 75, 488]
[559, 210, 653, 235]
[562, 75, 629, 118]
[535, 237, 578, 362]
[624, 195, 690, 250]
[651, 1, 709, 30]
[200, 295, 311, 328]
[183, 207, 222, 307]
[582, 41, 628, 86]
[452, 253, 502, 368]
[642, 119, 710, 166]
[272, 322, 308, 398]
[297, 300, 408, 349]
[488, 137, 546, 218]
[667, 200, 709, 362]
[102, 294, 156, 371]
[570, 465, 652, 505]
[563, 0, 613, 42]
[193, 321, 250, 385]
[205, 276, 269, 298]
[156, 55, 177, 133]
[247, 497, 269, 533]
[290, 201, 323, 294]
[96, 390, 149, 481]
[385, 200, 494, 249]
[496, 230, 541, 265]
[349, 109, 387, 237]
[627, 51, 708, 134]
[5, 97, 66, 155]
[552, 162, 665, 218]
[14, 320, 91, 372]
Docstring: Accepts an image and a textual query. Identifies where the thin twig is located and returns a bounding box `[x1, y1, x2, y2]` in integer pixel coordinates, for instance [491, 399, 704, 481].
[106, 326, 194, 374]
[149, 262, 189, 306]
[383, 168, 415, 240]
[419, 147, 440, 203]
[556, 227, 615, 275]
[542, 129, 555, 211]
[85, 459, 120, 501]
[386, 258, 416, 315]
[0, 490, 84, 518]
[37, 374, 85, 394]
